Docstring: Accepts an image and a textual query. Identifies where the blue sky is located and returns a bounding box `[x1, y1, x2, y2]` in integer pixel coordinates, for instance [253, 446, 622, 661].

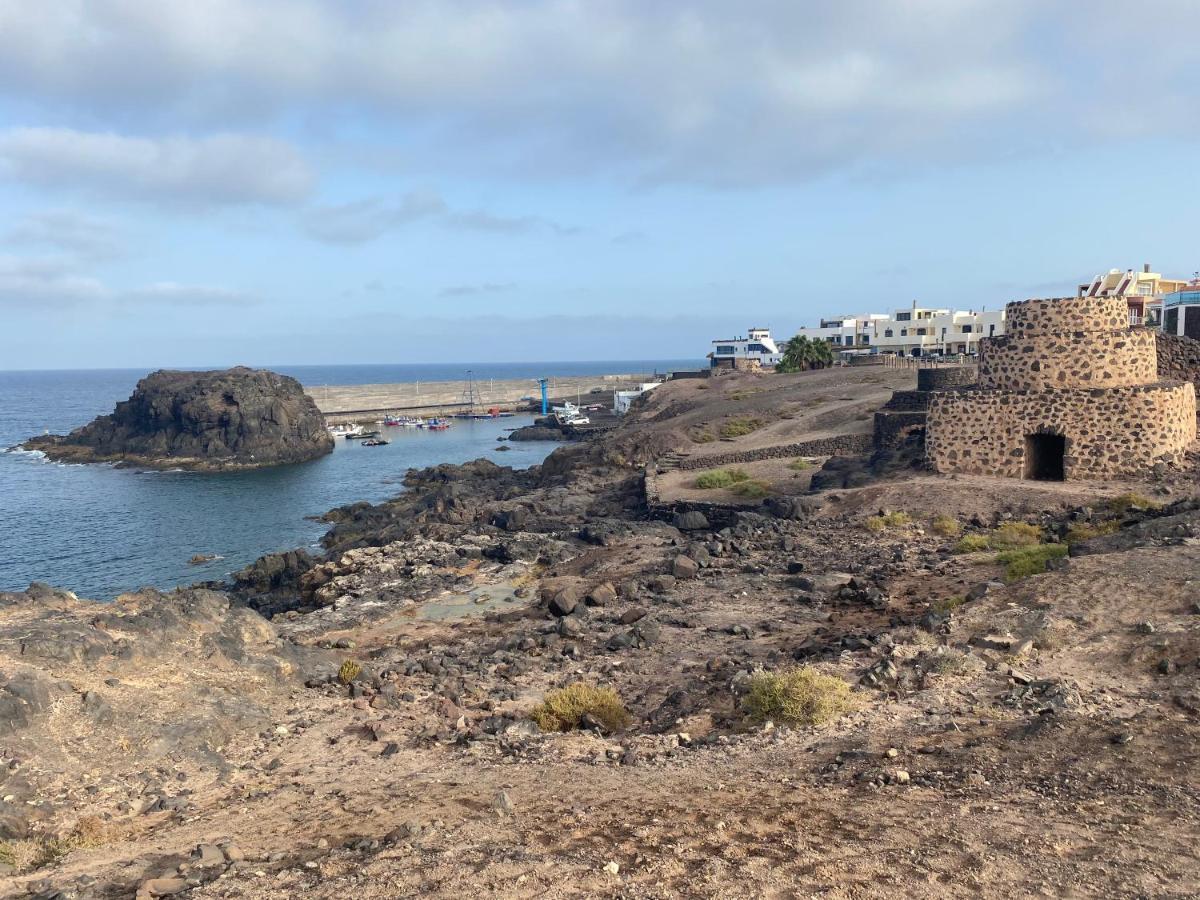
[1, 1, 1198, 369]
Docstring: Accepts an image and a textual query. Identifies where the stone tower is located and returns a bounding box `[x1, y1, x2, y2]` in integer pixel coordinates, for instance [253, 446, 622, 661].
[926, 296, 1196, 480]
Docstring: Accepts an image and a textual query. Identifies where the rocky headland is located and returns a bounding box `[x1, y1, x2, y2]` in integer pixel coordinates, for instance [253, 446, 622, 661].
[5, 364, 1200, 897]
[23, 367, 333, 472]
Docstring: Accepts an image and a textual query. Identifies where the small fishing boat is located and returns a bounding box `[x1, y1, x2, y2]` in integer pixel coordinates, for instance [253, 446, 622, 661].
[328, 423, 364, 437]
[361, 438, 389, 446]
[345, 429, 381, 440]
[425, 417, 451, 431]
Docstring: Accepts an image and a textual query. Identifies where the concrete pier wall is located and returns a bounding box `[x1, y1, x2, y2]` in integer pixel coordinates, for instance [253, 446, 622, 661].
[306, 373, 656, 422]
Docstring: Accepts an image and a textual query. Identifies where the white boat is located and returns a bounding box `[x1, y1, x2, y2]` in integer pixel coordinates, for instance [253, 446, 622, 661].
[328, 423, 364, 437]
[551, 402, 590, 426]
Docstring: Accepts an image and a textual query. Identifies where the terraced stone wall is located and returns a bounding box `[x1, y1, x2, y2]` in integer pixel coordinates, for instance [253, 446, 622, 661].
[980, 328, 1157, 391]
[926, 382, 1196, 479]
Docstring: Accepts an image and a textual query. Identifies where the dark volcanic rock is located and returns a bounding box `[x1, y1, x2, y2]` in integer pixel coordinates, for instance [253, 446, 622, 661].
[24, 367, 333, 471]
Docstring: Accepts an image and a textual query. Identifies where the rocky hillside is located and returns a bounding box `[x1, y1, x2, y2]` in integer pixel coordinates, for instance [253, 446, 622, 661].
[24, 367, 334, 471]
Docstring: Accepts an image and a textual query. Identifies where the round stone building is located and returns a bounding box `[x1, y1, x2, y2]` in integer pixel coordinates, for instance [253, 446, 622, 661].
[926, 296, 1197, 480]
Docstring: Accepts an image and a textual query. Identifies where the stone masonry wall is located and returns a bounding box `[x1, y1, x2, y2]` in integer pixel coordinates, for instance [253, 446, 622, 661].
[926, 382, 1196, 479]
[980, 328, 1157, 391]
[1005, 296, 1129, 336]
[917, 367, 977, 391]
[1156, 332, 1200, 403]
[676, 433, 872, 471]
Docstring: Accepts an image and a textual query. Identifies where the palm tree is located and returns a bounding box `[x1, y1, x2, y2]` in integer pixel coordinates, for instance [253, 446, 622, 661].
[778, 334, 834, 372]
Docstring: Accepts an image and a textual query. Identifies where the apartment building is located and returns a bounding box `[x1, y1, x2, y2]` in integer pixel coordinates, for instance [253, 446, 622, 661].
[1078, 264, 1191, 326]
[791, 304, 1005, 357]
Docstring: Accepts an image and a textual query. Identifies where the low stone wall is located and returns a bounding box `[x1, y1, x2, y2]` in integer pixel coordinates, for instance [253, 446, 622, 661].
[874, 410, 928, 452]
[926, 381, 1197, 479]
[881, 389, 930, 412]
[917, 367, 976, 391]
[980, 328, 1157, 391]
[676, 433, 873, 471]
[1156, 332, 1200, 401]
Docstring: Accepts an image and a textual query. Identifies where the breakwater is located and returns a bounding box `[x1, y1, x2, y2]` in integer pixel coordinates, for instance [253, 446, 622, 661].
[309, 373, 657, 421]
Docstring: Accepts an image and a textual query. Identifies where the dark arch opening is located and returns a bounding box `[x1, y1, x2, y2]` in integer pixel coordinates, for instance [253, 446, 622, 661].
[1024, 433, 1065, 481]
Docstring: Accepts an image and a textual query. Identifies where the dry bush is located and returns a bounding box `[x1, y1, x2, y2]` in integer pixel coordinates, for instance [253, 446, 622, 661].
[531, 683, 630, 733]
[954, 521, 1042, 553]
[787, 458, 813, 471]
[719, 418, 765, 438]
[744, 666, 854, 727]
[730, 478, 771, 499]
[931, 515, 962, 537]
[338, 660, 362, 684]
[1103, 493, 1160, 514]
[997, 544, 1067, 580]
[1065, 520, 1120, 544]
[694, 468, 750, 489]
[864, 511, 912, 532]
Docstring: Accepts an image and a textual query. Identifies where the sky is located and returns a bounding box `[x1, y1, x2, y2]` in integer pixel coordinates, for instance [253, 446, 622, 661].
[1, 1, 1199, 369]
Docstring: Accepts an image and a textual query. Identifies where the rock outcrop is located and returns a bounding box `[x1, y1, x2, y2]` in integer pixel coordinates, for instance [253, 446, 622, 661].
[24, 367, 334, 471]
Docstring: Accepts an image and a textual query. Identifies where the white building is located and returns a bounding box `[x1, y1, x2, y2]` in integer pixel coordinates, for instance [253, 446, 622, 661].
[613, 381, 662, 414]
[709, 327, 783, 369]
[791, 304, 1006, 357]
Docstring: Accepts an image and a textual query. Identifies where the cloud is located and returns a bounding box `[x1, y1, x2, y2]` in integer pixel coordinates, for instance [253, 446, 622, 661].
[120, 282, 256, 306]
[0, 253, 254, 310]
[302, 190, 577, 244]
[438, 282, 516, 298]
[0, 127, 314, 207]
[301, 191, 446, 243]
[0, 253, 108, 308]
[6, 2, 1189, 184]
[5, 210, 125, 260]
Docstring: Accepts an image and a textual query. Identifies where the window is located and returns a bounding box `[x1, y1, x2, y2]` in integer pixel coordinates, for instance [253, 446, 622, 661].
[715, 345, 736, 354]
[861, 335, 870, 344]
[747, 343, 768, 353]
[988, 324, 996, 336]
[941, 327, 947, 336]
[916, 327, 927, 336]
[884, 328, 893, 338]
[900, 328, 908, 336]
[961, 324, 973, 333]
[895, 312, 911, 321]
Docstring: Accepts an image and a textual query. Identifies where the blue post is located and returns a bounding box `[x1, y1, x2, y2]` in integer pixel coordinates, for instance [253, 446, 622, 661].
[538, 379, 548, 415]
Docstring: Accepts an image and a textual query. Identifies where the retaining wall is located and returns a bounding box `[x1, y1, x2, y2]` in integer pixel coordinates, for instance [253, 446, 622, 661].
[676, 433, 873, 471]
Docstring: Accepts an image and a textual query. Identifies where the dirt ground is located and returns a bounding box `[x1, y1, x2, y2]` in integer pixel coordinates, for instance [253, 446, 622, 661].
[4, 368, 1200, 899]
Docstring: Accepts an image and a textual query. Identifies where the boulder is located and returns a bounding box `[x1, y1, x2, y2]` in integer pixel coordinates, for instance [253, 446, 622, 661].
[24, 367, 333, 471]
[673, 511, 710, 531]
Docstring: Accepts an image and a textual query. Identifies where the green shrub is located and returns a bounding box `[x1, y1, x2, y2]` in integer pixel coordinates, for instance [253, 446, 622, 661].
[954, 522, 1042, 552]
[953, 533, 992, 553]
[694, 468, 750, 489]
[787, 458, 813, 471]
[989, 522, 1043, 549]
[744, 666, 854, 727]
[719, 418, 765, 438]
[931, 515, 962, 537]
[996, 544, 1068, 580]
[864, 511, 912, 532]
[1065, 520, 1120, 544]
[531, 683, 630, 733]
[1102, 493, 1160, 514]
[338, 660, 362, 684]
[691, 429, 715, 443]
[729, 479, 771, 499]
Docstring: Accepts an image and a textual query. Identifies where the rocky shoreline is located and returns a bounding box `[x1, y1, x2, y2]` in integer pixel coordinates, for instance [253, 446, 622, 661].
[4, 367, 1200, 896]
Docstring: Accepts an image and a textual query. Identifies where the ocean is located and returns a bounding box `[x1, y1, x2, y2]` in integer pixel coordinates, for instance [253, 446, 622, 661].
[0, 361, 697, 599]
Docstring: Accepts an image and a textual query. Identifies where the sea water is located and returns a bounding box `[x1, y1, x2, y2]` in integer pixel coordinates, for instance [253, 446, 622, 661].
[0, 361, 696, 599]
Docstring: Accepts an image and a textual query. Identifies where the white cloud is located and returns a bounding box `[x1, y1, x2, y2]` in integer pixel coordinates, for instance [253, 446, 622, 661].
[4, 1, 1184, 184]
[5, 210, 124, 260]
[0, 128, 314, 207]
[301, 192, 446, 243]
[0, 253, 253, 310]
[302, 190, 577, 243]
